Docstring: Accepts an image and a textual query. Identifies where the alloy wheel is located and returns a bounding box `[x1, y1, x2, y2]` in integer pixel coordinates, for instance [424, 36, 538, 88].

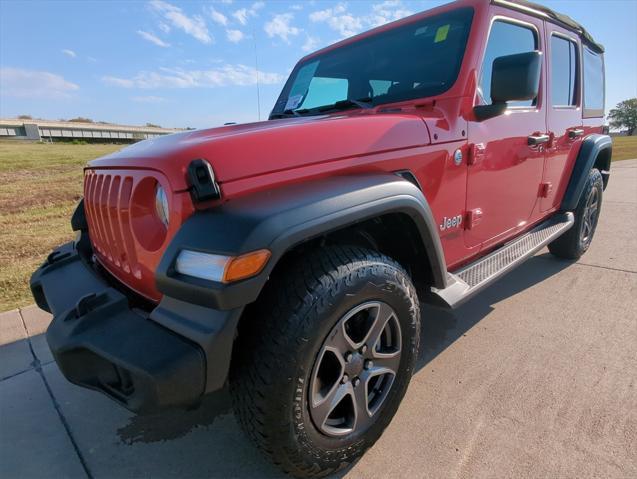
[308, 301, 402, 437]
[580, 187, 599, 247]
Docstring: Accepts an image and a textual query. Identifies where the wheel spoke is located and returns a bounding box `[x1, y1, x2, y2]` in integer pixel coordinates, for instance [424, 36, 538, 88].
[363, 302, 395, 351]
[370, 352, 401, 375]
[310, 346, 345, 404]
[360, 367, 396, 416]
[312, 382, 353, 433]
[324, 321, 356, 352]
[352, 380, 372, 430]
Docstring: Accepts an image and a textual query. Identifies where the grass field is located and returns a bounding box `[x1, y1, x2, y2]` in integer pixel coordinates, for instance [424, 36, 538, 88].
[0, 142, 121, 311]
[1, 136, 636, 312]
[611, 135, 637, 161]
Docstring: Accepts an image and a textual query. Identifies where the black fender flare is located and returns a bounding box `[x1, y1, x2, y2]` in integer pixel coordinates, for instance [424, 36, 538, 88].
[561, 134, 612, 211]
[156, 173, 447, 310]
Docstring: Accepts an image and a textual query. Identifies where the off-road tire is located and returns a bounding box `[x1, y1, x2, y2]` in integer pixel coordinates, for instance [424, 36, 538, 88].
[230, 245, 420, 478]
[549, 168, 603, 260]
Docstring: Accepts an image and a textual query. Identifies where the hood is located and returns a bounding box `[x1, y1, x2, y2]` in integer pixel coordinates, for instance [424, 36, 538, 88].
[88, 113, 431, 191]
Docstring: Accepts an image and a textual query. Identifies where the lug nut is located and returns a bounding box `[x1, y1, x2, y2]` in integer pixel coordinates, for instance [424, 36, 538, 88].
[353, 377, 361, 387]
[345, 352, 353, 362]
[364, 360, 373, 370]
[360, 345, 368, 354]
[341, 374, 349, 384]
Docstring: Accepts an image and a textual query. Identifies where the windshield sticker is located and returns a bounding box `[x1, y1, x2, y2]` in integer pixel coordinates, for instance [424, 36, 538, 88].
[285, 94, 304, 111]
[289, 60, 320, 99]
[414, 26, 428, 36]
[434, 24, 450, 43]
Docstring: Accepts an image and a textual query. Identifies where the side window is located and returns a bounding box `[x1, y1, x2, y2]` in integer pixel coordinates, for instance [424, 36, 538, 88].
[583, 47, 605, 116]
[550, 35, 578, 106]
[302, 77, 348, 109]
[479, 20, 538, 107]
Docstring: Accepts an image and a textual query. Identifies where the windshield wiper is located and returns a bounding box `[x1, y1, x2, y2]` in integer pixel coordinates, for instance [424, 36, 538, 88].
[271, 97, 373, 119]
[270, 108, 303, 119]
[317, 97, 374, 112]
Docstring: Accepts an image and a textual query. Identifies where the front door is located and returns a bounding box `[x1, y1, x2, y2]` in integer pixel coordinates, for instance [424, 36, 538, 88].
[465, 15, 547, 249]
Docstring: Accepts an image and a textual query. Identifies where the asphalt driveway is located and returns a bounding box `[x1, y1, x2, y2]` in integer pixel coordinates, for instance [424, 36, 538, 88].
[1, 160, 636, 479]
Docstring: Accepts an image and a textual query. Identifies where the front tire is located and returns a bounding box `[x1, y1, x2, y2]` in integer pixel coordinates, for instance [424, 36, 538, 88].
[230, 246, 420, 478]
[549, 168, 603, 260]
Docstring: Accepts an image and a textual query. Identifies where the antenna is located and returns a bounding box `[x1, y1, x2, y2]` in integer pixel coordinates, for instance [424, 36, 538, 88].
[252, 26, 261, 121]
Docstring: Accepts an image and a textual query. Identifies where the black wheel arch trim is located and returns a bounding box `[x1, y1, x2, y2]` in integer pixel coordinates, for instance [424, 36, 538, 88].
[561, 134, 612, 211]
[71, 198, 88, 232]
[156, 173, 447, 310]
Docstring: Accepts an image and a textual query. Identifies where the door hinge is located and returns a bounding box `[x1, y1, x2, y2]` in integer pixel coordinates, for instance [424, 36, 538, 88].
[465, 208, 483, 230]
[468, 143, 486, 166]
[539, 182, 553, 198]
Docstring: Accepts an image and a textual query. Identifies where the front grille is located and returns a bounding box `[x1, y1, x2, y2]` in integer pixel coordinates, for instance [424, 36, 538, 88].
[84, 172, 141, 280]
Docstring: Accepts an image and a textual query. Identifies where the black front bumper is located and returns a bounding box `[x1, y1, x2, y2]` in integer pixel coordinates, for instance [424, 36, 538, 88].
[30, 239, 242, 414]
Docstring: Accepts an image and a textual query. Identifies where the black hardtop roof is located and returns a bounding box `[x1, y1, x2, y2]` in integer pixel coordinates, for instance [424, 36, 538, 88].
[494, 0, 604, 53]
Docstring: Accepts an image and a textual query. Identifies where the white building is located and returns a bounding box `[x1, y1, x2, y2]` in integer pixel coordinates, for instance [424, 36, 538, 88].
[0, 118, 183, 142]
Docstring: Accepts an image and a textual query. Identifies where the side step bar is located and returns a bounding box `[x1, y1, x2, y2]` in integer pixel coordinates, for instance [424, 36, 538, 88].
[430, 212, 574, 308]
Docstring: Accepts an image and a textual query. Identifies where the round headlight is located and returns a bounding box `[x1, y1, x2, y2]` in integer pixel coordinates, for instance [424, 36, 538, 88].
[155, 184, 169, 227]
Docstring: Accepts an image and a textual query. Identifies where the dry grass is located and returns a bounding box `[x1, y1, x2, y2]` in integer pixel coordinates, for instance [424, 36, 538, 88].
[612, 135, 637, 161]
[0, 141, 121, 312]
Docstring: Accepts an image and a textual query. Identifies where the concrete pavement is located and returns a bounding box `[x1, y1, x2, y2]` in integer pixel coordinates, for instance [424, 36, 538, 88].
[2, 160, 636, 479]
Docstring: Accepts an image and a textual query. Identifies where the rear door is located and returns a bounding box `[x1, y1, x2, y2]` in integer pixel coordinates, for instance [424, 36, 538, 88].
[542, 26, 583, 211]
[465, 15, 547, 249]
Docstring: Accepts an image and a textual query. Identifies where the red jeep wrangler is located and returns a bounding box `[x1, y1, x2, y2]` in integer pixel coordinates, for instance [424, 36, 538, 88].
[31, 0, 611, 476]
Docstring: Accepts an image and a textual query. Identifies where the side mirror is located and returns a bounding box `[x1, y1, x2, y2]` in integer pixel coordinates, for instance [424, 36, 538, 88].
[474, 51, 542, 121]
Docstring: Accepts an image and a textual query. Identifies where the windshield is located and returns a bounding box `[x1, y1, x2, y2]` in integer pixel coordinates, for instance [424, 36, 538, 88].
[271, 7, 474, 118]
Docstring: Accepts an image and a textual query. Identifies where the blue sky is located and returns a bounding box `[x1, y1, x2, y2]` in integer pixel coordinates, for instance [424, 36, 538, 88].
[1, 0, 636, 129]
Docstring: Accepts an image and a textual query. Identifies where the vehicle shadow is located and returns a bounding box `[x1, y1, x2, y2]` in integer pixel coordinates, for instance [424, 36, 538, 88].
[115, 387, 233, 444]
[0, 253, 573, 479]
[416, 253, 571, 372]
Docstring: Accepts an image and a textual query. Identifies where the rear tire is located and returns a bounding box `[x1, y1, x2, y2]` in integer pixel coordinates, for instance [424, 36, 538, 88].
[548, 168, 603, 260]
[230, 245, 420, 478]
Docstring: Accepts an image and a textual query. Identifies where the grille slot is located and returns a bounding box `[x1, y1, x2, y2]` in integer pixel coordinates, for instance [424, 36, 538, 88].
[87, 174, 105, 255]
[85, 172, 139, 279]
[99, 175, 113, 261]
[118, 177, 139, 277]
[107, 175, 124, 268]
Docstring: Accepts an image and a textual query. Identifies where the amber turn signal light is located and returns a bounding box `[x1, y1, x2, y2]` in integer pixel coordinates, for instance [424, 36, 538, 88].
[222, 249, 271, 283]
[175, 249, 271, 284]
